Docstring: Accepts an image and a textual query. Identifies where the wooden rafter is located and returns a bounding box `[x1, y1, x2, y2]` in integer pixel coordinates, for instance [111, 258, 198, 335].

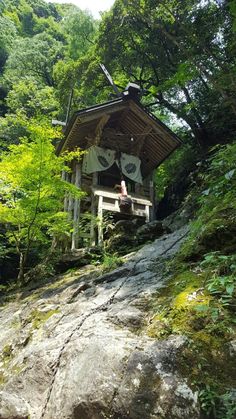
[87, 114, 110, 147]
[135, 124, 153, 156]
[119, 108, 130, 126]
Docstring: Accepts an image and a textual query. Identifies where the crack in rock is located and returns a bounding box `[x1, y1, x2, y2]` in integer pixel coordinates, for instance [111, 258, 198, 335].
[0, 227, 196, 419]
[40, 262, 140, 418]
[40, 229, 189, 418]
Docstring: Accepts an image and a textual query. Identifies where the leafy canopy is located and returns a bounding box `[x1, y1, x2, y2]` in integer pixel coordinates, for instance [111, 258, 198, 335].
[0, 117, 83, 280]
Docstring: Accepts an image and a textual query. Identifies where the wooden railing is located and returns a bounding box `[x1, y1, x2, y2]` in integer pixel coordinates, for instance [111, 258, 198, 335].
[91, 186, 152, 244]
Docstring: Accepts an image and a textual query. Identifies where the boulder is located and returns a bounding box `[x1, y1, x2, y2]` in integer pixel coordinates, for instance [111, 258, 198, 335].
[136, 221, 169, 243]
[55, 247, 103, 273]
[0, 226, 201, 418]
[113, 219, 138, 234]
[0, 392, 29, 419]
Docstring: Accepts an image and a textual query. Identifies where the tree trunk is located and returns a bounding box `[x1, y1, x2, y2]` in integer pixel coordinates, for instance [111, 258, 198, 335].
[17, 252, 26, 284]
[154, 92, 210, 150]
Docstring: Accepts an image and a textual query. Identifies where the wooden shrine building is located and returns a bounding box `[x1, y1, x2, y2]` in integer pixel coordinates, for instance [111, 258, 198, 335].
[56, 84, 181, 249]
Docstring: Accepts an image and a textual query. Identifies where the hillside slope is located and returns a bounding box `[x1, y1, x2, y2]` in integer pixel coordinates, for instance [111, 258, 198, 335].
[0, 226, 201, 419]
[0, 141, 236, 419]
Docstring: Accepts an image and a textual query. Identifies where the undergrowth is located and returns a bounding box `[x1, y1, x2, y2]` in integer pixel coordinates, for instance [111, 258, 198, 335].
[100, 252, 123, 273]
[148, 142, 236, 418]
[178, 142, 236, 260]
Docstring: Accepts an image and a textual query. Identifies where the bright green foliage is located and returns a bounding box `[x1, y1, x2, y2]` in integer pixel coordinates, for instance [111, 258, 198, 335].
[101, 252, 123, 273]
[198, 144, 236, 221]
[1, 0, 236, 147]
[0, 117, 83, 281]
[62, 8, 98, 60]
[0, 1, 235, 416]
[198, 385, 236, 419]
[53, 59, 82, 117]
[0, 0, 98, 123]
[200, 252, 236, 307]
[148, 140, 236, 418]
[1, 0, 61, 36]
[74, 0, 236, 146]
[0, 15, 17, 73]
[148, 264, 236, 418]
[179, 141, 236, 260]
[3, 33, 64, 88]
[6, 80, 59, 118]
[0, 111, 30, 148]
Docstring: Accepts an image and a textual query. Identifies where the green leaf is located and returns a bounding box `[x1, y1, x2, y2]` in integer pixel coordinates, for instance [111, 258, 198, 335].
[225, 169, 235, 180]
[202, 189, 210, 196]
[226, 284, 234, 295]
[194, 304, 209, 312]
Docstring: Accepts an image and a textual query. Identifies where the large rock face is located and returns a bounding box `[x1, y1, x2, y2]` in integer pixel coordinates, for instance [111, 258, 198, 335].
[0, 226, 200, 419]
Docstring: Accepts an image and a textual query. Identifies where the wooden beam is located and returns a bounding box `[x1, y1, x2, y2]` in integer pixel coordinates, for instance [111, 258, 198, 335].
[71, 102, 126, 125]
[135, 124, 153, 156]
[101, 127, 126, 140]
[119, 108, 130, 125]
[94, 114, 110, 145]
[86, 115, 110, 148]
[60, 119, 81, 154]
[129, 100, 179, 146]
[92, 186, 152, 205]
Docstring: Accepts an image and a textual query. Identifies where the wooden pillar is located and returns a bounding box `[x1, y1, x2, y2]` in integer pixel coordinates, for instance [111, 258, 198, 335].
[145, 205, 150, 223]
[135, 182, 141, 194]
[90, 172, 98, 246]
[68, 172, 75, 215]
[90, 196, 96, 246]
[71, 162, 81, 250]
[63, 171, 74, 252]
[62, 170, 69, 212]
[97, 195, 103, 246]
[150, 172, 157, 221]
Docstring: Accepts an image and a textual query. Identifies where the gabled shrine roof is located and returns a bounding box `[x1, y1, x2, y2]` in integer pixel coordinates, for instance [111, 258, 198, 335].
[56, 95, 182, 178]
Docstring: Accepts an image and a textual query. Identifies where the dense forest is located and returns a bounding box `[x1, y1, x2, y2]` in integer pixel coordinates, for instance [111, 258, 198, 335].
[0, 0, 236, 144]
[0, 0, 235, 274]
[0, 1, 236, 418]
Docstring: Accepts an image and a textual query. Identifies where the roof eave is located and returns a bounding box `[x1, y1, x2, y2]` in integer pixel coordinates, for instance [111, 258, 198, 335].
[56, 97, 126, 155]
[56, 96, 182, 156]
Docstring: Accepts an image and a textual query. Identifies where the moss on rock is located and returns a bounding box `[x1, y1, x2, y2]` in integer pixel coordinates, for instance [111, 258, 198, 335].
[27, 308, 60, 330]
[145, 261, 236, 418]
